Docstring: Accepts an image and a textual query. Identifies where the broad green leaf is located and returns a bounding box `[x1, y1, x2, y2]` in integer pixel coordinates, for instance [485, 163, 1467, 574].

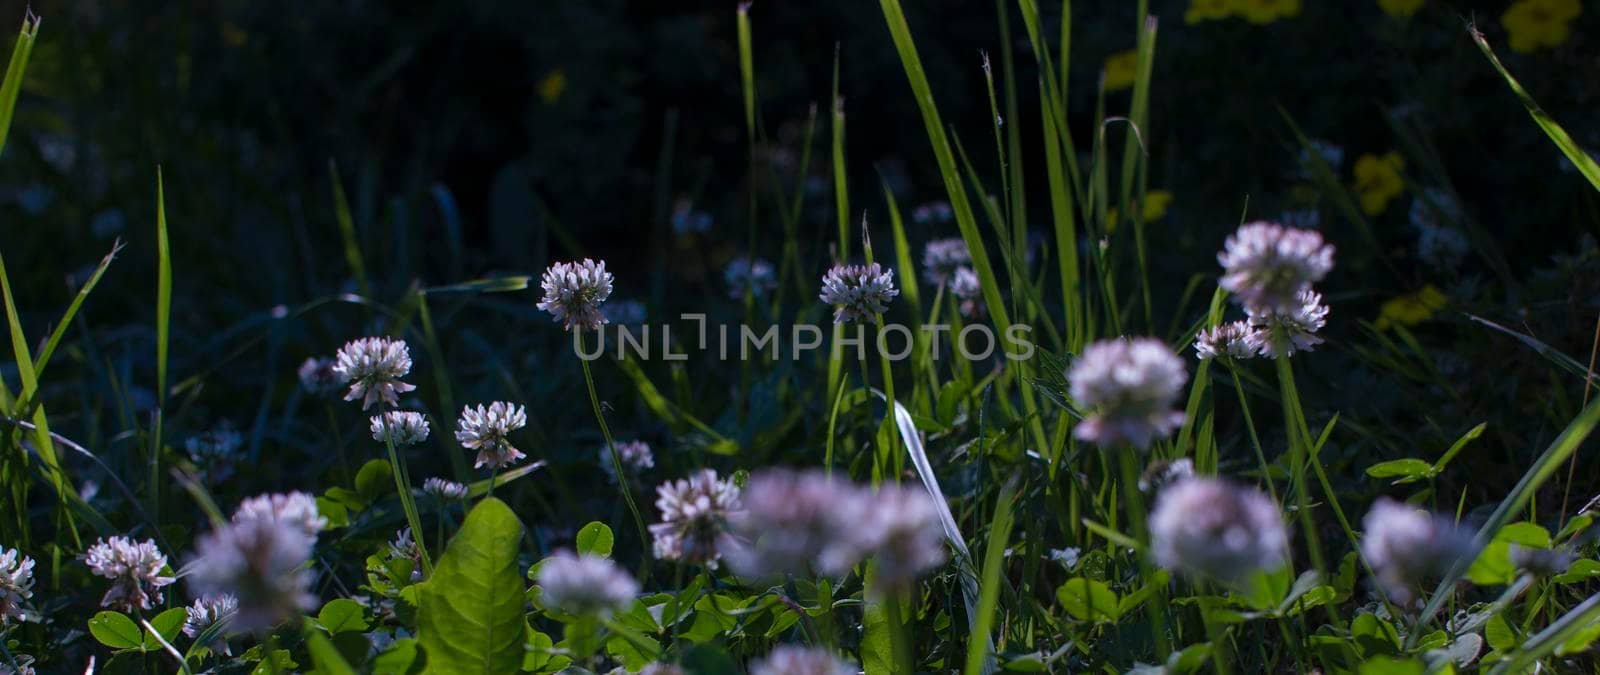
[1485, 613, 1518, 652]
[1554, 558, 1600, 584]
[417, 497, 527, 675]
[141, 607, 185, 650]
[1352, 612, 1401, 656]
[305, 629, 359, 675]
[576, 522, 614, 558]
[355, 459, 394, 502]
[372, 638, 424, 675]
[88, 611, 143, 650]
[1357, 656, 1424, 675]
[605, 630, 661, 671]
[1365, 458, 1433, 484]
[680, 644, 740, 675]
[318, 598, 370, 634]
[1055, 578, 1118, 624]
[1467, 522, 1550, 586]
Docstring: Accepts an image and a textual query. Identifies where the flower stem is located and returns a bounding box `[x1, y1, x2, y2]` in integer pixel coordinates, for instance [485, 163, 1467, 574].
[1227, 364, 1277, 501]
[578, 331, 651, 574]
[883, 589, 914, 675]
[383, 433, 432, 576]
[1118, 449, 1171, 660]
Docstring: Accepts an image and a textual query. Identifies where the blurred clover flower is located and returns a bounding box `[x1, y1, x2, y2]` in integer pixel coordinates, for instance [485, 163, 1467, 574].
[910, 201, 953, 225]
[233, 491, 328, 537]
[1509, 545, 1575, 577]
[332, 337, 417, 409]
[538, 259, 614, 331]
[750, 646, 856, 675]
[951, 267, 984, 318]
[1375, 285, 1447, 331]
[1139, 457, 1195, 494]
[921, 238, 971, 286]
[83, 536, 175, 612]
[820, 263, 899, 324]
[182, 594, 238, 654]
[1218, 221, 1335, 314]
[1247, 289, 1329, 359]
[724, 469, 861, 578]
[370, 411, 431, 445]
[1353, 152, 1406, 216]
[536, 551, 638, 616]
[1361, 498, 1475, 604]
[1194, 320, 1258, 361]
[456, 402, 528, 470]
[189, 494, 321, 633]
[1103, 50, 1138, 91]
[832, 484, 948, 592]
[0, 547, 35, 625]
[600, 440, 655, 482]
[1379, 0, 1425, 18]
[650, 469, 741, 568]
[1150, 477, 1289, 584]
[185, 422, 243, 481]
[296, 357, 340, 395]
[726, 256, 777, 299]
[1068, 337, 1188, 449]
[423, 477, 469, 500]
[1503, 0, 1580, 53]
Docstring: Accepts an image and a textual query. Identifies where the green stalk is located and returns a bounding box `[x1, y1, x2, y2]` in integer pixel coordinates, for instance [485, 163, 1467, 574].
[580, 331, 651, 567]
[1272, 350, 1337, 625]
[1117, 449, 1170, 659]
[383, 432, 433, 576]
[1226, 364, 1276, 501]
[883, 590, 914, 675]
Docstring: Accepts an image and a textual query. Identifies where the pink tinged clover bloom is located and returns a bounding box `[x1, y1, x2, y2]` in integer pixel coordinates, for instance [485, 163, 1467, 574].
[649, 469, 740, 568]
[455, 402, 528, 469]
[750, 645, 857, 675]
[1068, 337, 1188, 449]
[83, 537, 176, 612]
[819, 263, 898, 324]
[537, 259, 614, 331]
[1360, 498, 1476, 604]
[921, 238, 972, 286]
[331, 337, 417, 409]
[1217, 221, 1334, 314]
[1150, 477, 1289, 584]
[535, 551, 638, 616]
[724, 470, 863, 579]
[370, 411, 431, 445]
[1247, 289, 1329, 359]
[1194, 320, 1259, 361]
[0, 547, 35, 625]
[828, 484, 948, 592]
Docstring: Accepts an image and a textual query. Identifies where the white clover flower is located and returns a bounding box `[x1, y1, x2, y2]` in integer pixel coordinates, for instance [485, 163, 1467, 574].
[1361, 498, 1475, 604]
[819, 263, 898, 324]
[296, 357, 340, 395]
[370, 411, 431, 445]
[183, 593, 237, 639]
[750, 645, 856, 675]
[455, 402, 528, 469]
[649, 469, 740, 568]
[599, 440, 655, 482]
[388, 529, 422, 581]
[1150, 477, 1289, 584]
[233, 491, 327, 537]
[535, 551, 638, 616]
[0, 547, 35, 625]
[724, 470, 863, 578]
[538, 259, 614, 331]
[332, 337, 418, 409]
[922, 238, 972, 285]
[950, 267, 984, 318]
[911, 201, 954, 226]
[827, 484, 947, 590]
[422, 477, 469, 500]
[1068, 337, 1188, 449]
[726, 256, 778, 299]
[83, 536, 176, 612]
[1217, 222, 1335, 314]
[1246, 289, 1329, 359]
[1194, 320, 1259, 361]
[188, 507, 318, 634]
[639, 664, 686, 675]
[1139, 457, 1195, 494]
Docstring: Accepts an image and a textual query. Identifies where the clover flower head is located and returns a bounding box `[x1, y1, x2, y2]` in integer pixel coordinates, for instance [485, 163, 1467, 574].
[370, 411, 431, 445]
[535, 551, 638, 616]
[297, 357, 341, 395]
[188, 505, 318, 634]
[455, 402, 528, 469]
[233, 491, 327, 537]
[1068, 337, 1188, 449]
[1194, 320, 1259, 361]
[640, 664, 686, 675]
[827, 484, 947, 590]
[950, 267, 984, 318]
[1246, 289, 1329, 359]
[183, 593, 238, 654]
[600, 440, 655, 482]
[1150, 477, 1289, 584]
[922, 238, 972, 285]
[911, 201, 954, 226]
[1218, 222, 1334, 314]
[538, 259, 614, 331]
[724, 470, 862, 578]
[750, 646, 856, 675]
[83, 536, 176, 612]
[423, 477, 469, 500]
[0, 547, 35, 625]
[332, 337, 417, 409]
[1360, 498, 1476, 604]
[819, 263, 898, 324]
[726, 256, 778, 299]
[1139, 457, 1195, 494]
[650, 469, 740, 569]
[1510, 545, 1575, 578]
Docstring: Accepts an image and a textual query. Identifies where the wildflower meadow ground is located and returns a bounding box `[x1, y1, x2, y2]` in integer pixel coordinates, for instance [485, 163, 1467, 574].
[2, 1, 1600, 674]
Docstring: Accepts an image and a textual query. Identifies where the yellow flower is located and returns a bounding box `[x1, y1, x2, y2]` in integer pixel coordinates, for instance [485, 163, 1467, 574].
[1104, 50, 1138, 92]
[1106, 190, 1174, 232]
[1235, 0, 1301, 24]
[1376, 285, 1448, 330]
[1353, 152, 1406, 216]
[538, 69, 567, 105]
[1378, 0, 1425, 18]
[1186, 0, 1235, 24]
[1503, 0, 1581, 53]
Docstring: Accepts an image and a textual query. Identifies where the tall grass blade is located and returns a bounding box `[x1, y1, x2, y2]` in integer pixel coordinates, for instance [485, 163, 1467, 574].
[1470, 27, 1600, 194]
[329, 160, 373, 298]
[152, 169, 172, 519]
[962, 474, 1017, 675]
[0, 11, 38, 158]
[31, 241, 122, 380]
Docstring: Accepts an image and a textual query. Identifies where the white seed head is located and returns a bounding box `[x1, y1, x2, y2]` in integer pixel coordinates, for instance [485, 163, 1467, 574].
[1150, 477, 1289, 584]
[233, 491, 327, 537]
[370, 411, 431, 445]
[724, 470, 863, 578]
[750, 646, 856, 675]
[1246, 289, 1329, 359]
[423, 477, 469, 500]
[83, 536, 176, 612]
[599, 440, 655, 482]
[1218, 222, 1335, 314]
[188, 506, 318, 634]
[726, 256, 778, 299]
[0, 547, 35, 625]
[1068, 337, 1188, 449]
[922, 238, 972, 286]
[1360, 498, 1475, 604]
[538, 259, 615, 331]
[819, 263, 899, 324]
[1194, 320, 1259, 361]
[535, 550, 638, 616]
[455, 402, 528, 469]
[650, 469, 740, 568]
[332, 337, 417, 409]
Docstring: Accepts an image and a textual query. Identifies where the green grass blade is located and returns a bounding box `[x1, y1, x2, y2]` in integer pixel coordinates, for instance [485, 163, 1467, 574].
[0, 249, 70, 512]
[963, 474, 1018, 675]
[151, 169, 172, 519]
[1471, 27, 1600, 194]
[32, 241, 121, 380]
[0, 11, 38, 159]
[329, 160, 372, 298]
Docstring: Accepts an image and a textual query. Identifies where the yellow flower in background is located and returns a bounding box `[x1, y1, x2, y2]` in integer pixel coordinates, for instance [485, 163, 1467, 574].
[1106, 190, 1173, 232]
[221, 21, 249, 48]
[1503, 0, 1581, 53]
[1236, 0, 1301, 24]
[1186, 0, 1235, 24]
[1353, 152, 1406, 216]
[538, 69, 567, 105]
[1104, 50, 1138, 92]
[1378, 0, 1425, 18]
[1376, 285, 1448, 330]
